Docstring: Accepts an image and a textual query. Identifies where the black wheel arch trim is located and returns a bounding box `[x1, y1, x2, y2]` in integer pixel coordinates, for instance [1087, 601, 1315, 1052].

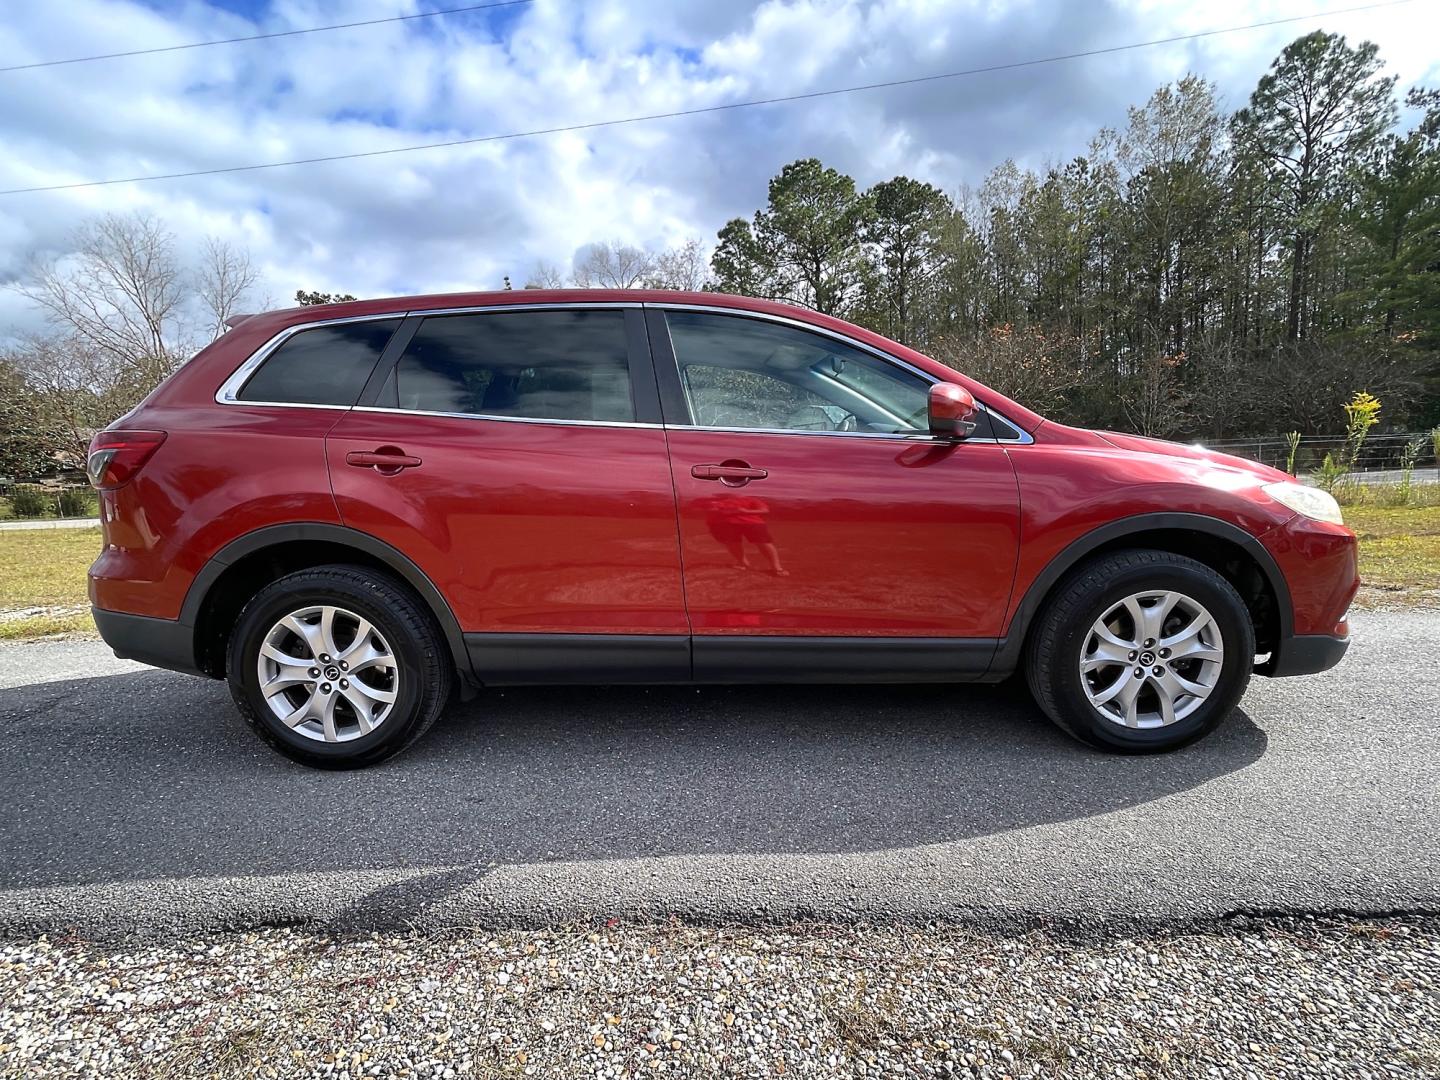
[180, 522, 474, 688]
[987, 511, 1293, 677]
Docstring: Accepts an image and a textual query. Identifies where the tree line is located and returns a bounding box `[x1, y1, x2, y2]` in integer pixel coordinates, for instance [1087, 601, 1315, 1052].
[705, 32, 1438, 439]
[2, 30, 1436, 479]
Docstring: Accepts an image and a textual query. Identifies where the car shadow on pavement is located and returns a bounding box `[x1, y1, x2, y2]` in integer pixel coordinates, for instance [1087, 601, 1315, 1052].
[0, 670, 1267, 892]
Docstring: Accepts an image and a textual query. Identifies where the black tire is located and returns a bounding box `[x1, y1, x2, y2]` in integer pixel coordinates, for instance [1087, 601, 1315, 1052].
[1024, 549, 1255, 753]
[226, 564, 453, 768]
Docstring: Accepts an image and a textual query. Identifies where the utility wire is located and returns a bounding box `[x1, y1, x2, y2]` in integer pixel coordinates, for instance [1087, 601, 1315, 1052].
[0, 0, 1414, 197]
[0, 0, 534, 73]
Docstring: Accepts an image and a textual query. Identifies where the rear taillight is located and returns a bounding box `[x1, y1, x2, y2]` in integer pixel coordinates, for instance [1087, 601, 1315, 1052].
[86, 430, 167, 490]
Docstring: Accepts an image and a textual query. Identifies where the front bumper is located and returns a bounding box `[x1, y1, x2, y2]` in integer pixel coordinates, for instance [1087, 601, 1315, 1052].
[92, 607, 205, 678]
[1259, 627, 1351, 677]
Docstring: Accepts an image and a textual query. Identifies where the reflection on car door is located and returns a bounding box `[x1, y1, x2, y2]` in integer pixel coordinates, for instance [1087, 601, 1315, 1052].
[648, 307, 1022, 681]
[326, 305, 689, 683]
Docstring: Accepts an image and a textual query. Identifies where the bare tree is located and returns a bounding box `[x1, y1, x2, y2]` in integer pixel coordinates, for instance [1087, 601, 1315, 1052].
[936, 324, 1088, 418]
[1123, 348, 1192, 438]
[3, 334, 130, 466]
[9, 212, 265, 457]
[197, 236, 259, 336]
[572, 241, 654, 288]
[523, 260, 569, 289]
[16, 212, 190, 389]
[646, 238, 711, 290]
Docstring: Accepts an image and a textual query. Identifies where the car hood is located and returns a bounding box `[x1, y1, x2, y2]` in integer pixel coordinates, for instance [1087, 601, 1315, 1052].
[1093, 430, 1291, 483]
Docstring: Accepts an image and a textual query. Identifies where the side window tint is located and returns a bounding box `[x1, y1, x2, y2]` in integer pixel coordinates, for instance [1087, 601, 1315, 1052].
[391, 310, 634, 423]
[682, 365, 837, 430]
[238, 319, 400, 406]
[665, 312, 929, 434]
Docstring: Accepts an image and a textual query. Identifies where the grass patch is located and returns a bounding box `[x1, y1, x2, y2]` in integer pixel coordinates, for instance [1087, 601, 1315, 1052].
[0, 526, 101, 640]
[0, 610, 95, 640]
[0, 527, 101, 609]
[1345, 504, 1440, 598]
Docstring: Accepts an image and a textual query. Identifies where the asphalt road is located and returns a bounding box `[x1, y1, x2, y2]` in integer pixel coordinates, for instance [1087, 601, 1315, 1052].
[1, 610, 1436, 939]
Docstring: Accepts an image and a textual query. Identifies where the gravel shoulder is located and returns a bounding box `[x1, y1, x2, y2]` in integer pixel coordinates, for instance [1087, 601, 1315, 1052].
[2, 917, 1437, 1079]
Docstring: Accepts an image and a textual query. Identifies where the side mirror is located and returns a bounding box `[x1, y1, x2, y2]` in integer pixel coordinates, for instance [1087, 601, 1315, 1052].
[928, 382, 978, 439]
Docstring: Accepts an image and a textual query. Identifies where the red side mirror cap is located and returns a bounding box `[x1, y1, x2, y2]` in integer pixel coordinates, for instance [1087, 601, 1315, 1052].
[928, 383, 978, 439]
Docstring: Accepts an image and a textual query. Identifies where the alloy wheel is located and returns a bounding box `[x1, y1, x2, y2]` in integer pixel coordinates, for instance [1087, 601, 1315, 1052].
[255, 605, 399, 742]
[1078, 589, 1224, 729]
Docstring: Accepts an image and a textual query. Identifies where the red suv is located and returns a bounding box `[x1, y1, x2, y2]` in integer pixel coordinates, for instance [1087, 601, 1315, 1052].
[87, 291, 1357, 767]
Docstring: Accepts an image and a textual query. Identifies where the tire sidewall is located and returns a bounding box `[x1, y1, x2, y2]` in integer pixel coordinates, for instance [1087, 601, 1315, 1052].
[1048, 562, 1254, 752]
[229, 576, 430, 766]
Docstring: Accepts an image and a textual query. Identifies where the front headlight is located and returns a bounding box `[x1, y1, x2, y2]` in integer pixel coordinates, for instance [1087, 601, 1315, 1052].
[1261, 481, 1344, 525]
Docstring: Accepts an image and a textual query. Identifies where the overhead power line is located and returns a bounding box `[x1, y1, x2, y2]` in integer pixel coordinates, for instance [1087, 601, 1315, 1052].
[0, 0, 534, 73]
[0, 0, 1414, 197]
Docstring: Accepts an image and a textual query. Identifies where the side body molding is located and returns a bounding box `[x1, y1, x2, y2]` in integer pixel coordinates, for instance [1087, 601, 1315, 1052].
[181, 522, 473, 686]
[985, 511, 1293, 678]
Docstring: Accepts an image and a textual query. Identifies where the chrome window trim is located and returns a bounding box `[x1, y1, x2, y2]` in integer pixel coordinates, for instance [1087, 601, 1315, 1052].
[215, 312, 407, 407]
[404, 300, 642, 318]
[667, 424, 970, 444]
[648, 302, 1034, 445]
[349, 405, 663, 430]
[214, 302, 643, 409]
[213, 297, 1035, 445]
[663, 402, 1034, 446]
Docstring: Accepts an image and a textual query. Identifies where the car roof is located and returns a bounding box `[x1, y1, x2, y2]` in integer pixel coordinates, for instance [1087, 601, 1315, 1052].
[249, 289, 793, 322]
[192, 290, 1044, 431]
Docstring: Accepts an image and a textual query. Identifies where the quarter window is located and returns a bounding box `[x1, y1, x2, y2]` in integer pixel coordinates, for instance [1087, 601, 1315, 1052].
[665, 311, 930, 434]
[237, 319, 401, 406]
[384, 310, 634, 423]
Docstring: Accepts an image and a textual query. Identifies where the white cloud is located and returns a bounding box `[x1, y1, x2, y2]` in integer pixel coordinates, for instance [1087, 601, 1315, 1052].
[1, 0, 1436, 341]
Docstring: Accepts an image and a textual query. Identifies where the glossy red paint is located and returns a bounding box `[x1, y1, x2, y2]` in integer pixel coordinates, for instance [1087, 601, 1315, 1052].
[87, 288, 1358, 684]
[89, 403, 342, 620]
[925, 382, 978, 437]
[666, 428, 1020, 635]
[1260, 515, 1360, 636]
[326, 410, 687, 633]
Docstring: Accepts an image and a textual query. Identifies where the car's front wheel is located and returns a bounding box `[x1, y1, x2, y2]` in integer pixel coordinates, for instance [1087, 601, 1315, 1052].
[227, 565, 453, 768]
[1025, 550, 1255, 753]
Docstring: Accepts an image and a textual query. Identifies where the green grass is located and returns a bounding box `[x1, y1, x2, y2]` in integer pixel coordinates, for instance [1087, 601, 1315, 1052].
[0, 526, 100, 640]
[0, 508, 1437, 643]
[1345, 504, 1440, 600]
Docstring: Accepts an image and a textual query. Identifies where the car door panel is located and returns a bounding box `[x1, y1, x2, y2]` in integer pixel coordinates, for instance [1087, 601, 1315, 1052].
[325, 306, 688, 675]
[665, 428, 1022, 638]
[328, 414, 687, 635]
[648, 306, 1023, 652]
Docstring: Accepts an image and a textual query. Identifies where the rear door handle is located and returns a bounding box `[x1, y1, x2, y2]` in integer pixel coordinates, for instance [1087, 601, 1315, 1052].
[691, 462, 768, 485]
[346, 448, 422, 473]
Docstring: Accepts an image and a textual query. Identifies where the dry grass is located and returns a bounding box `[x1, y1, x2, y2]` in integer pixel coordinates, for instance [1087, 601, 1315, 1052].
[1346, 504, 1440, 602]
[0, 526, 100, 640]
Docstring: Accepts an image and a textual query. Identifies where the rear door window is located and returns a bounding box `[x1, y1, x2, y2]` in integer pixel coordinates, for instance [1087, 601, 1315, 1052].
[382, 309, 634, 423]
[237, 319, 401, 406]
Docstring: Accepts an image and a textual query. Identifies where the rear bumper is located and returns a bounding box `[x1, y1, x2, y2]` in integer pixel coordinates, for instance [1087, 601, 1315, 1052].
[92, 607, 206, 678]
[1260, 629, 1350, 677]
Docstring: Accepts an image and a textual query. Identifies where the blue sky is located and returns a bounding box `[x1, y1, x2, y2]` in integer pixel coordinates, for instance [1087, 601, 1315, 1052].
[1, 0, 1437, 339]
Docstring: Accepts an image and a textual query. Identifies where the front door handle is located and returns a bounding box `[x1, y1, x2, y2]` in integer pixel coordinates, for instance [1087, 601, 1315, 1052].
[346, 447, 422, 474]
[691, 461, 768, 486]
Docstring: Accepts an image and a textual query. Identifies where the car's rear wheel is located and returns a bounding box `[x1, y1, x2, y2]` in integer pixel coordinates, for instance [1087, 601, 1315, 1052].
[227, 565, 452, 768]
[1025, 550, 1255, 753]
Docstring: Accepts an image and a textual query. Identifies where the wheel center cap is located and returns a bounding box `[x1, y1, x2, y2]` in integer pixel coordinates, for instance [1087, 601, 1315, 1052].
[1139, 650, 1156, 666]
[324, 665, 341, 681]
